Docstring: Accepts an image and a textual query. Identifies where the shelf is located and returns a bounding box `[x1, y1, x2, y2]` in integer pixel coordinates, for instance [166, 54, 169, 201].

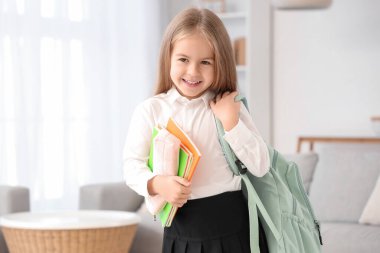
[217, 12, 246, 20]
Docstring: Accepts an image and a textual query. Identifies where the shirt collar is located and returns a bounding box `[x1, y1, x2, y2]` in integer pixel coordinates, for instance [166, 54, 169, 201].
[167, 87, 214, 107]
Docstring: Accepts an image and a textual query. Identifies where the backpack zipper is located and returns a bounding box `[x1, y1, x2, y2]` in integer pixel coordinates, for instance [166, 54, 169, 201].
[314, 220, 323, 245]
[293, 162, 323, 245]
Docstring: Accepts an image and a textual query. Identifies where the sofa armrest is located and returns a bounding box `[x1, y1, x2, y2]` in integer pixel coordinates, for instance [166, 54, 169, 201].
[283, 152, 319, 194]
[79, 182, 144, 212]
[0, 185, 30, 253]
[0, 185, 30, 215]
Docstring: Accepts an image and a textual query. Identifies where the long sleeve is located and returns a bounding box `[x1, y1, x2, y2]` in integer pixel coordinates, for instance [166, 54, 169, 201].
[123, 88, 268, 200]
[223, 105, 270, 177]
[123, 102, 155, 197]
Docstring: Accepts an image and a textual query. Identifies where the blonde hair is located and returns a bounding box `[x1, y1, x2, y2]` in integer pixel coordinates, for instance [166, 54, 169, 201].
[155, 8, 237, 95]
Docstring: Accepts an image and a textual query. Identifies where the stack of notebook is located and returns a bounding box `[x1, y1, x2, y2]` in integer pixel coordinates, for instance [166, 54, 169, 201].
[147, 117, 201, 227]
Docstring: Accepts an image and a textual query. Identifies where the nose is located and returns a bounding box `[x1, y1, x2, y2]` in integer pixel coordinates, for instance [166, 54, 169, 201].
[187, 63, 199, 76]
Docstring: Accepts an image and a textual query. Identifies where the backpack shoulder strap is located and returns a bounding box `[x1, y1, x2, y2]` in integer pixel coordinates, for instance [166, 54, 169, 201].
[213, 95, 281, 253]
[234, 94, 248, 109]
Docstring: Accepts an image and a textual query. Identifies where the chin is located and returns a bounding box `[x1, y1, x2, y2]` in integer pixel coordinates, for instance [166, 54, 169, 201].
[181, 91, 202, 99]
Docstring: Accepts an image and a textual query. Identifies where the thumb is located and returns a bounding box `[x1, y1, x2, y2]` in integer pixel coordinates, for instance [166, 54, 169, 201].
[230, 91, 239, 100]
[174, 176, 191, 186]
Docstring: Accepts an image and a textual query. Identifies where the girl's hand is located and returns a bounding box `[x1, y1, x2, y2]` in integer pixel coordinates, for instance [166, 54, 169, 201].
[148, 175, 191, 208]
[210, 91, 240, 131]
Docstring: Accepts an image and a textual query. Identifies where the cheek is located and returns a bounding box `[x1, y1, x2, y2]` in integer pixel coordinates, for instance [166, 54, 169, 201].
[169, 66, 176, 81]
[205, 68, 215, 80]
[170, 64, 182, 79]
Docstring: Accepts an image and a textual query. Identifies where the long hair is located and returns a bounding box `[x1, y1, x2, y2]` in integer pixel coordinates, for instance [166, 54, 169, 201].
[154, 8, 237, 95]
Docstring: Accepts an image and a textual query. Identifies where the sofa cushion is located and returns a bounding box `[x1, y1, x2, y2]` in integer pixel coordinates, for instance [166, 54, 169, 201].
[321, 222, 380, 253]
[130, 203, 163, 253]
[79, 182, 144, 212]
[359, 175, 380, 225]
[309, 144, 380, 222]
[0, 185, 30, 253]
[283, 152, 318, 193]
[0, 185, 30, 215]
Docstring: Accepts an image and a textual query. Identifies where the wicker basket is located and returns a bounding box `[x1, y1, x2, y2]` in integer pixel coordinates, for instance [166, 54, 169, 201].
[2, 224, 137, 253]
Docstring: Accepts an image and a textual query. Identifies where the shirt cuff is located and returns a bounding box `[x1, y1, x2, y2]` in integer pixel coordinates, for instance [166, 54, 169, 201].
[132, 169, 156, 198]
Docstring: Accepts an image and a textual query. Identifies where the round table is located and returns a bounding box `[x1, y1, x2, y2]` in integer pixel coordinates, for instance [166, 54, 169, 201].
[0, 210, 141, 253]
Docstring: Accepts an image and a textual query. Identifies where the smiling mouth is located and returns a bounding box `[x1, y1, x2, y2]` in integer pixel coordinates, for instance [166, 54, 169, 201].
[182, 78, 202, 86]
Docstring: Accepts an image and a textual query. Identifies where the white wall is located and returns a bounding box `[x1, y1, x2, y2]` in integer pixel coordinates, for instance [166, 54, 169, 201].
[273, 0, 380, 153]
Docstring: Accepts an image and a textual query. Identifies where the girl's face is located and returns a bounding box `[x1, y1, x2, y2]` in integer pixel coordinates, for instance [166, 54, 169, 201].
[170, 32, 215, 100]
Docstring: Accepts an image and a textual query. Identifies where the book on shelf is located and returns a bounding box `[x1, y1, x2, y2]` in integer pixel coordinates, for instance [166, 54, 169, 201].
[147, 117, 201, 227]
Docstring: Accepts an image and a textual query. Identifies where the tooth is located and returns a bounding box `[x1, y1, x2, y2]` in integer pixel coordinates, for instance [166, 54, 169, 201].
[184, 79, 200, 84]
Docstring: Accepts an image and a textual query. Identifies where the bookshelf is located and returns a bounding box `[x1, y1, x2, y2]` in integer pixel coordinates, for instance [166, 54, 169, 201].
[210, 0, 273, 143]
[216, 0, 249, 97]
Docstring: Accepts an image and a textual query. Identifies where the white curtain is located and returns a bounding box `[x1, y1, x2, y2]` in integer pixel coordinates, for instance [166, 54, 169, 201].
[0, 0, 164, 211]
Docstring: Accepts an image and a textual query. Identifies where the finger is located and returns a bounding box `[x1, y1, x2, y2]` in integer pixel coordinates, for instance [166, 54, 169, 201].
[174, 176, 191, 186]
[215, 93, 222, 102]
[176, 195, 189, 203]
[180, 187, 191, 195]
[173, 202, 185, 208]
[224, 91, 235, 99]
[230, 91, 239, 100]
[174, 188, 189, 197]
[169, 194, 187, 203]
[171, 198, 186, 207]
[231, 91, 238, 96]
[222, 91, 231, 98]
[174, 198, 188, 207]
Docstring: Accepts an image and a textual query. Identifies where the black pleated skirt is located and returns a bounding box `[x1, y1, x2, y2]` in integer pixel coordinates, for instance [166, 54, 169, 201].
[162, 191, 268, 253]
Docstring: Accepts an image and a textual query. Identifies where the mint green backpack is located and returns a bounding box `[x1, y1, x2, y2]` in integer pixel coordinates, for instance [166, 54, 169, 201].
[213, 96, 322, 253]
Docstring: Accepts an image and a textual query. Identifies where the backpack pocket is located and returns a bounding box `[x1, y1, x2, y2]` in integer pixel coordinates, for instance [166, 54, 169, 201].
[281, 212, 321, 253]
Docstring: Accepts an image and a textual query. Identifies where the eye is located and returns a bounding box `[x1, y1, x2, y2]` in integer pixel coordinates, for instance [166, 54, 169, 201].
[201, 60, 212, 65]
[178, 58, 188, 63]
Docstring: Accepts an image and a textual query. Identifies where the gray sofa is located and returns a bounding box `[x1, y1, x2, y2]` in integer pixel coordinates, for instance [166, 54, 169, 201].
[0, 185, 30, 253]
[79, 145, 380, 253]
[306, 144, 380, 252]
[80, 182, 163, 253]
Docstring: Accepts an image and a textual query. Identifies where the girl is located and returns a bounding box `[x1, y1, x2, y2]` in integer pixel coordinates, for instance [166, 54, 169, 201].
[123, 8, 269, 253]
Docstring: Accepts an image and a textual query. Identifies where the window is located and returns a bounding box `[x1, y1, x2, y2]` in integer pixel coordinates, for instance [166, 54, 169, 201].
[1, 0, 89, 208]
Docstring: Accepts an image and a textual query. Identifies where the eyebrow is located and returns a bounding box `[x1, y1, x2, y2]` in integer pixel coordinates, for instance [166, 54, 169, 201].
[174, 53, 214, 60]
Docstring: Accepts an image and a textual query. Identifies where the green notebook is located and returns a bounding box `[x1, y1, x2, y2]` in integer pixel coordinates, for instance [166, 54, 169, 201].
[148, 126, 193, 226]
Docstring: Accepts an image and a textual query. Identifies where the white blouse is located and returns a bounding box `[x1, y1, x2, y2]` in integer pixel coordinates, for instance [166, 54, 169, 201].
[123, 88, 269, 200]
